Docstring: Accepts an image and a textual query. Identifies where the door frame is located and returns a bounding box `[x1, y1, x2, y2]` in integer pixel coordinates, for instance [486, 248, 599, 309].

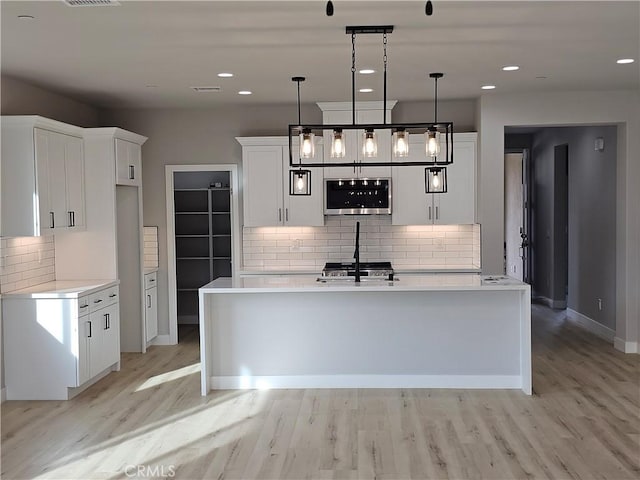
[165, 164, 240, 345]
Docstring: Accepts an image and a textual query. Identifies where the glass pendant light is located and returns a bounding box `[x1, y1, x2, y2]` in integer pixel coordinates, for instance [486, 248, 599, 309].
[393, 128, 409, 157]
[426, 128, 440, 158]
[425, 166, 448, 193]
[331, 128, 346, 158]
[300, 128, 315, 159]
[290, 169, 311, 195]
[363, 128, 377, 157]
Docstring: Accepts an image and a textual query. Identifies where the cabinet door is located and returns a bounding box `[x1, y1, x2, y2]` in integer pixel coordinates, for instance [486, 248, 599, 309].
[115, 139, 142, 186]
[44, 131, 68, 230]
[77, 316, 91, 385]
[64, 135, 85, 229]
[284, 144, 324, 226]
[101, 302, 120, 370]
[34, 128, 54, 232]
[434, 139, 476, 224]
[391, 137, 433, 226]
[145, 286, 158, 342]
[242, 146, 284, 226]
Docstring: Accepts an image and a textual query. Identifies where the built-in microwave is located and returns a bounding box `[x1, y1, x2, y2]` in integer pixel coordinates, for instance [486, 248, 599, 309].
[324, 178, 391, 215]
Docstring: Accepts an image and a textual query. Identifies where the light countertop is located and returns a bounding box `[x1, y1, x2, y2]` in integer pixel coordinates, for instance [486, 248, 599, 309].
[1, 280, 119, 299]
[200, 274, 527, 293]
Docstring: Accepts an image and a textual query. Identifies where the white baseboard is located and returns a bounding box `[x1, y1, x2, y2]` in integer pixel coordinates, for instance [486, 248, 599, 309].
[566, 308, 615, 342]
[1, 387, 6, 403]
[209, 374, 524, 390]
[614, 337, 639, 354]
[151, 335, 175, 346]
[536, 296, 567, 309]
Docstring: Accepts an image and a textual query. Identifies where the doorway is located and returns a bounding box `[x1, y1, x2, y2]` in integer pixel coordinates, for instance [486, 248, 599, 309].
[504, 152, 529, 282]
[166, 165, 240, 344]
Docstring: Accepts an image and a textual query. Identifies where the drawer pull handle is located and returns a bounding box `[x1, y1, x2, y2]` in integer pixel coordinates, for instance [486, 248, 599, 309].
[109, 294, 117, 298]
[88, 321, 92, 338]
[149, 279, 155, 282]
[80, 304, 89, 309]
[94, 299, 103, 304]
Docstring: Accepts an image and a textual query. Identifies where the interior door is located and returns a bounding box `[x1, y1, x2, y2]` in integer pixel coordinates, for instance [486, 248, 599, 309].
[504, 153, 525, 281]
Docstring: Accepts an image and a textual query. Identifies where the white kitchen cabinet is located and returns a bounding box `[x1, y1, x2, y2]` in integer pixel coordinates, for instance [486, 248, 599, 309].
[392, 132, 477, 225]
[57, 128, 148, 354]
[238, 137, 324, 227]
[319, 103, 394, 180]
[2, 281, 120, 400]
[144, 271, 158, 343]
[1, 116, 86, 236]
[115, 138, 142, 186]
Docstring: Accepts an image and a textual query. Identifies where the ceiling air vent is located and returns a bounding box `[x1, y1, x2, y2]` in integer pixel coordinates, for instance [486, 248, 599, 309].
[64, 0, 121, 6]
[191, 86, 223, 93]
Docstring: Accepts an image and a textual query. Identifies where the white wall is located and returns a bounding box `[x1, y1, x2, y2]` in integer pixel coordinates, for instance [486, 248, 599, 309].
[478, 90, 640, 351]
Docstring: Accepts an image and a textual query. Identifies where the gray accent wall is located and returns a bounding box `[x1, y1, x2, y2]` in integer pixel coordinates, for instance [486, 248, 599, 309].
[1, 75, 102, 127]
[530, 126, 617, 330]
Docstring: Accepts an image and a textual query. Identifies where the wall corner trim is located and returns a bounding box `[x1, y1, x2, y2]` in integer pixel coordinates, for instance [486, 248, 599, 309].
[614, 337, 639, 354]
[1, 387, 6, 404]
[566, 308, 615, 342]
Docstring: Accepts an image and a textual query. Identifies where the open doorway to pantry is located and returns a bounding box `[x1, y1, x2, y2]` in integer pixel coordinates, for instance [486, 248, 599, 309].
[166, 165, 240, 344]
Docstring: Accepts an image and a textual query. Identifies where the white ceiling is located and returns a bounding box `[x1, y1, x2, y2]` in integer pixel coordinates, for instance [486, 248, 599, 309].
[1, 1, 638, 109]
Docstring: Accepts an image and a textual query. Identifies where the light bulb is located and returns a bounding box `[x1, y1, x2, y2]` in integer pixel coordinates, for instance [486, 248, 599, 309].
[296, 176, 305, 192]
[432, 173, 440, 188]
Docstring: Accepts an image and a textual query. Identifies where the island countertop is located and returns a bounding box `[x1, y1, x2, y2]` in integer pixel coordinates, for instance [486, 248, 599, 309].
[200, 274, 527, 293]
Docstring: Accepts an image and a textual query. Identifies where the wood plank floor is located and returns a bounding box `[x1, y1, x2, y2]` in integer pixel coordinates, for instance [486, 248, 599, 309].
[2, 303, 639, 479]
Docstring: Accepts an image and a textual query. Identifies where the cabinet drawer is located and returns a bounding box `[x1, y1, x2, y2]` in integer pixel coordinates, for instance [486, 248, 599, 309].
[144, 271, 157, 289]
[78, 296, 90, 318]
[89, 286, 119, 312]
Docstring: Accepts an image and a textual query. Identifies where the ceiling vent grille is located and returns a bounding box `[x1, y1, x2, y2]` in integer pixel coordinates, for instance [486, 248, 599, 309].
[191, 86, 223, 93]
[64, 0, 121, 6]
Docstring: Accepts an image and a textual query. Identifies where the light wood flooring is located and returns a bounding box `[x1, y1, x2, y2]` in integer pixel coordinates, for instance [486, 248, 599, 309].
[2, 304, 639, 479]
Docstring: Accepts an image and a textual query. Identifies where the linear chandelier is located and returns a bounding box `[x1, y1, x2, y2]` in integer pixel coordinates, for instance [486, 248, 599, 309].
[288, 24, 454, 196]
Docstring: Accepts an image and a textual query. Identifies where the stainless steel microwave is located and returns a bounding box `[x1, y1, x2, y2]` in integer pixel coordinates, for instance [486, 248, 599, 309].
[324, 178, 391, 215]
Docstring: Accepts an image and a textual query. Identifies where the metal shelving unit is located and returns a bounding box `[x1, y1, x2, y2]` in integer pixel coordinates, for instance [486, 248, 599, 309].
[174, 185, 232, 323]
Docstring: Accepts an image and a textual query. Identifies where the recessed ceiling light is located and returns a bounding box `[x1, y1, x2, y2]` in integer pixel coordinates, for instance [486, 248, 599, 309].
[217, 73, 234, 78]
[502, 65, 520, 71]
[17, 15, 35, 20]
[359, 88, 374, 93]
[536, 76, 547, 79]
[238, 90, 252, 95]
[145, 84, 159, 88]
[481, 85, 496, 90]
[616, 58, 635, 64]
[359, 69, 375, 75]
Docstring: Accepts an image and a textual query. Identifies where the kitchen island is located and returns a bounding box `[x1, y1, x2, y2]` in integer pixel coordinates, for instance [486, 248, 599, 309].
[198, 274, 531, 395]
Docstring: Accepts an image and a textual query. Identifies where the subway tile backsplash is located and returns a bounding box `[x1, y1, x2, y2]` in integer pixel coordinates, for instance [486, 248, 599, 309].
[243, 217, 481, 271]
[0, 236, 56, 294]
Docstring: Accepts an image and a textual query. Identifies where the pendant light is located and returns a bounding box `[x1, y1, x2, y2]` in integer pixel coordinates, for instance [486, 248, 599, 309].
[393, 128, 409, 157]
[363, 128, 377, 157]
[426, 72, 443, 159]
[425, 166, 447, 193]
[290, 77, 311, 196]
[330, 128, 346, 158]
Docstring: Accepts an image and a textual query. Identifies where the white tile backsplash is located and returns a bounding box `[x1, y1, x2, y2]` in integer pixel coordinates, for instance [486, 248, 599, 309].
[0, 236, 56, 294]
[243, 217, 481, 271]
[143, 226, 159, 268]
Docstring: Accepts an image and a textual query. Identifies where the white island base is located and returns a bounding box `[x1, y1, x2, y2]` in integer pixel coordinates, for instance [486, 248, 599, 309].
[199, 275, 531, 395]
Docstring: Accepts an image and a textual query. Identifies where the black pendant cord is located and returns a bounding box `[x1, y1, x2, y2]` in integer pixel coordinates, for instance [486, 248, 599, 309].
[326, 1, 334, 16]
[297, 80, 301, 126]
[383, 32, 388, 125]
[434, 76, 438, 124]
[425, 0, 433, 16]
[351, 32, 356, 125]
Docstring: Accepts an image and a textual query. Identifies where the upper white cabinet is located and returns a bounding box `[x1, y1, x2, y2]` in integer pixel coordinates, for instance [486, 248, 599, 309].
[115, 138, 142, 186]
[238, 137, 324, 227]
[392, 133, 477, 226]
[318, 102, 395, 180]
[1, 116, 86, 236]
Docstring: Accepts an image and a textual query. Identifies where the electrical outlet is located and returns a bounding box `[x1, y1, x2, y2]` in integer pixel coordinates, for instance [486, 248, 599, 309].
[512, 265, 517, 273]
[598, 298, 603, 311]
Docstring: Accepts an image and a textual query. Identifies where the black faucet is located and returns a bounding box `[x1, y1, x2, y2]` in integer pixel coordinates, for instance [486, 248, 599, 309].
[354, 221, 361, 282]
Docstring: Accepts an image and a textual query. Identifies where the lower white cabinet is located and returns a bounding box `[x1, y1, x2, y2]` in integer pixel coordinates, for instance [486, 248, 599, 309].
[2, 281, 121, 400]
[144, 271, 158, 343]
